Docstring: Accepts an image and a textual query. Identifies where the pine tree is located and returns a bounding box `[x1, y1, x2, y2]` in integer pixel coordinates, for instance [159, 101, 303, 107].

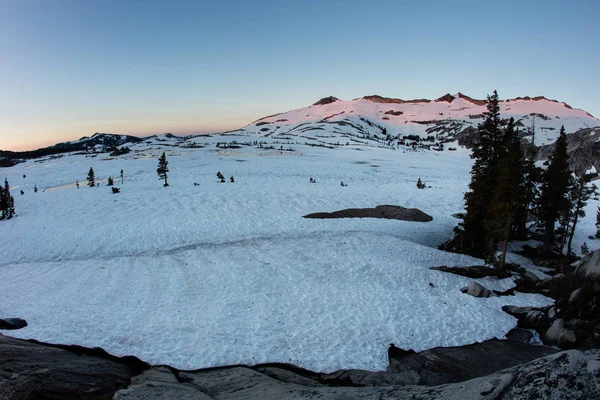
[486, 118, 526, 265]
[565, 172, 597, 256]
[515, 149, 542, 239]
[0, 178, 15, 220]
[538, 126, 571, 254]
[596, 207, 600, 238]
[557, 174, 577, 254]
[157, 152, 169, 186]
[87, 167, 95, 187]
[459, 90, 503, 258]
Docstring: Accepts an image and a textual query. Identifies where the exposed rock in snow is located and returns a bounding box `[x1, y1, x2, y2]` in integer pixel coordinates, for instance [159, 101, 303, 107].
[0, 318, 27, 330]
[465, 281, 497, 298]
[303, 205, 433, 222]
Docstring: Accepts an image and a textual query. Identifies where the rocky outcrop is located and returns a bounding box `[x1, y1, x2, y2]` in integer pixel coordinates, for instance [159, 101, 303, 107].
[361, 95, 430, 104]
[314, 339, 557, 387]
[113, 349, 600, 400]
[537, 127, 600, 175]
[313, 96, 340, 106]
[303, 205, 433, 222]
[113, 366, 213, 400]
[3, 332, 598, 400]
[0, 334, 135, 400]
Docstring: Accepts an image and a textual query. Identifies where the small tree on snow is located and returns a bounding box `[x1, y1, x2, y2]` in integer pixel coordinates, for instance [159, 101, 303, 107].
[581, 242, 590, 255]
[0, 178, 15, 220]
[87, 167, 95, 187]
[157, 152, 169, 186]
[107, 176, 114, 186]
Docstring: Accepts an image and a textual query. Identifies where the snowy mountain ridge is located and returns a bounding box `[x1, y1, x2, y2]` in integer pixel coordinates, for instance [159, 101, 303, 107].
[239, 93, 599, 147]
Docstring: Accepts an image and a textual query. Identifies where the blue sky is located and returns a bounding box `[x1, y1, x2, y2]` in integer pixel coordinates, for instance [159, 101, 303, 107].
[1, 0, 598, 150]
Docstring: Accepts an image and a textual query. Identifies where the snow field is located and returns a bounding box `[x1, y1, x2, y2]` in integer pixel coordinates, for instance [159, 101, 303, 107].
[0, 137, 559, 372]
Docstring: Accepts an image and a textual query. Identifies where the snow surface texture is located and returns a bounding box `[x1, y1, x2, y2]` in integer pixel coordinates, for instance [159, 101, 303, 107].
[0, 136, 559, 372]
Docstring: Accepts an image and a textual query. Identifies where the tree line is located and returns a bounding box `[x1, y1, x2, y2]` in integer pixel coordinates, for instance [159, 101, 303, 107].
[448, 90, 596, 266]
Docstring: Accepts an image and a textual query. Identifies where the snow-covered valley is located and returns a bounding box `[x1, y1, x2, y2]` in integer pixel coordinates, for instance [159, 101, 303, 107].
[0, 133, 570, 372]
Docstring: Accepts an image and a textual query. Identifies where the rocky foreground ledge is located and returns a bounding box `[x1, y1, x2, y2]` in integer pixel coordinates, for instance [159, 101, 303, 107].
[1, 333, 599, 399]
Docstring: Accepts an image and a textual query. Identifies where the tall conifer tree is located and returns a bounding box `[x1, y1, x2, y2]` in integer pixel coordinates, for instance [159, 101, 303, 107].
[538, 126, 571, 253]
[460, 90, 503, 258]
[486, 118, 525, 265]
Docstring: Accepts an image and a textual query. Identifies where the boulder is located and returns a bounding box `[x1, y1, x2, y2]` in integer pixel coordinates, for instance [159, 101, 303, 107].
[502, 306, 549, 330]
[575, 250, 600, 280]
[466, 281, 497, 298]
[0, 334, 134, 400]
[0, 318, 27, 330]
[544, 319, 577, 349]
[113, 366, 213, 400]
[569, 287, 584, 304]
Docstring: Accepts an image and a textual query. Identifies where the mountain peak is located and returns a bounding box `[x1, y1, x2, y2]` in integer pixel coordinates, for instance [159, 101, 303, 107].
[435, 93, 455, 103]
[456, 92, 487, 106]
[313, 96, 340, 106]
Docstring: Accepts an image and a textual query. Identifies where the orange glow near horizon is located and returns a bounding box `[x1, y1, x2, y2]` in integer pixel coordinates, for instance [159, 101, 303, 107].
[0, 119, 251, 152]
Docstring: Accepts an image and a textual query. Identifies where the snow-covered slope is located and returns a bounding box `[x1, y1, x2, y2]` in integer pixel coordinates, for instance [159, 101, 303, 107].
[240, 93, 599, 146]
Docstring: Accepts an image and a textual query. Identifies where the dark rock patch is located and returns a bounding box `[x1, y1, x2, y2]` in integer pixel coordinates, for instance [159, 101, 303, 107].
[384, 110, 404, 116]
[304, 205, 432, 222]
[430, 265, 511, 279]
[0, 318, 27, 330]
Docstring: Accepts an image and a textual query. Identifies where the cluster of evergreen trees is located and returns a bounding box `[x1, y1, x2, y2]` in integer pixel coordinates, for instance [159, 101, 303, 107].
[0, 178, 15, 220]
[452, 91, 596, 265]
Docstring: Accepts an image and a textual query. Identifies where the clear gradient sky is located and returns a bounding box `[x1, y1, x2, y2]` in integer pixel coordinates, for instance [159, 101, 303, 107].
[1, 0, 598, 151]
